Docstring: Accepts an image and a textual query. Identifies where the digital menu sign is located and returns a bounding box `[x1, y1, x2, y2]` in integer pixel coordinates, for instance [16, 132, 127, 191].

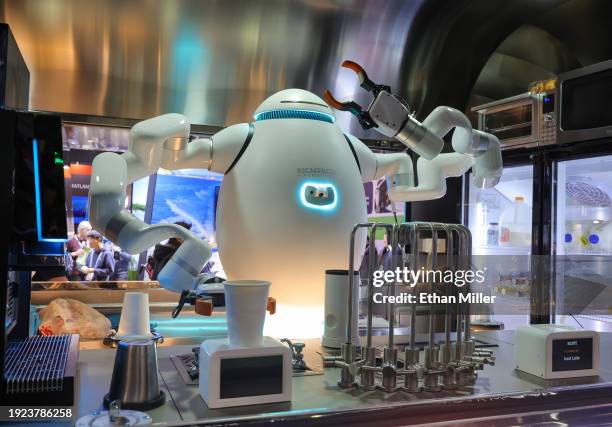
[552, 338, 593, 372]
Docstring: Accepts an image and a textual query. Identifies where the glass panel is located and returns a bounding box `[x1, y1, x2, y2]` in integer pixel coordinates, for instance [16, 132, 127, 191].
[62, 123, 129, 152]
[467, 165, 533, 330]
[143, 168, 225, 280]
[468, 165, 533, 255]
[555, 155, 612, 332]
[561, 68, 612, 130]
[484, 104, 533, 141]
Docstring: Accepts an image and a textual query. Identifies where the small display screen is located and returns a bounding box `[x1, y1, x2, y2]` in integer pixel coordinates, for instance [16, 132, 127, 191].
[542, 94, 555, 114]
[552, 337, 593, 372]
[561, 68, 612, 130]
[220, 355, 283, 399]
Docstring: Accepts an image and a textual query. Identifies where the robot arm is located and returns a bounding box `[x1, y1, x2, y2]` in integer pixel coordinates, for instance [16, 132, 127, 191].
[89, 114, 249, 292]
[372, 103, 503, 191]
[346, 133, 472, 202]
[325, 61, 502, 202]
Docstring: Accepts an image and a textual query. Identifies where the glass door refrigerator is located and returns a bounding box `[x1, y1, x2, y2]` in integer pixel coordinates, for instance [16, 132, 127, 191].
[464, 88, 555, 330]
[553, 154, 612, 332]
[464, 61, 612, 330]
[464, 162, 534, 330]
[549, 60, 612, 332]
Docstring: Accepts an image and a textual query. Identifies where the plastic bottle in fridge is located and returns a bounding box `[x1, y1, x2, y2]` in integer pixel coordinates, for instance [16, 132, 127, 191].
[498, 196, 531, 247]
[586, 221, 612, 253]
[487, 222, 499, 246]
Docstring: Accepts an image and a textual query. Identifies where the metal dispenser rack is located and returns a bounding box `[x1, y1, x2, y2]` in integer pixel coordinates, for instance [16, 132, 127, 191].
[329, 222, 494, 393]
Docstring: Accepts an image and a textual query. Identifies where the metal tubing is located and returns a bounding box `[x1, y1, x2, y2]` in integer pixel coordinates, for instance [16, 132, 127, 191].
[338, 343, 359, 388]
[426, 223, 452, 351]
[423, 347, 442, 391]
[334, 221, 487, 394]
[428, 222, 437, 350]
[380, 347, 398, 391]
[367, 223, 393, 349]
[409, 222, 442, 352]
[376, 223, 397, 348]
[360, 346, 377, 390]
[449, 225, 472, 351]
[409, 224, 418, 351]
[388, 224, 398, 348]
[403, 348, 420, 392]
[387, 223, 406, 349]
[337, 222, 372, 389]
[372, 222, 412, 392]
[367, 226, 378, 349]
[443, 224, 453, 364]
[346, 223, 371, 346]
[449, 224, 468, 359]
[463, 228, 473, 343]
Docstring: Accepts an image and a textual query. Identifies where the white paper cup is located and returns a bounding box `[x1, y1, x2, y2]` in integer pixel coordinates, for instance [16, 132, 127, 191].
[224, 280, 271, 348]
[117, 292, 153, 341]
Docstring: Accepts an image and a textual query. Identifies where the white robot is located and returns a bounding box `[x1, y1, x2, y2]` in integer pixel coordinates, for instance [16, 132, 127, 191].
[89, 61, 502, 336]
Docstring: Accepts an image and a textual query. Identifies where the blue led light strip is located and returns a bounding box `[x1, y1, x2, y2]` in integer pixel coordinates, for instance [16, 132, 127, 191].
[32, 139, 67, 243]
[254, 109, 335, 123]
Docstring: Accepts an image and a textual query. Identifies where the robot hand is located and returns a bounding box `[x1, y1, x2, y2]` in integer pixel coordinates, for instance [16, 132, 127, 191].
[325, 60, 502, 191]
[324, 60, 443, 160]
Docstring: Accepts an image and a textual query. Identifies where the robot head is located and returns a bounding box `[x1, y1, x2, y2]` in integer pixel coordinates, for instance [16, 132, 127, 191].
[253, 89, 336, 123]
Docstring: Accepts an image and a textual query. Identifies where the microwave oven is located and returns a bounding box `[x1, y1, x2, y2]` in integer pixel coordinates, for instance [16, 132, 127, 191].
[472, 91, 556, 150]
[557, 59, 612, 145]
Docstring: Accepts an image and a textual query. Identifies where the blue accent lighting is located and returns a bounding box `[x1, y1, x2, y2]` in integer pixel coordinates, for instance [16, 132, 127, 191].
[254, 109, 335, 123]
[589, 234, 599, 244]
[32, 139, 67, 243]
[298, 180, 339, 213]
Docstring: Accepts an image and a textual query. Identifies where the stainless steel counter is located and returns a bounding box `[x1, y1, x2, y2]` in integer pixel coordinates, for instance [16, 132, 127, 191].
[72, 330, 612, 426]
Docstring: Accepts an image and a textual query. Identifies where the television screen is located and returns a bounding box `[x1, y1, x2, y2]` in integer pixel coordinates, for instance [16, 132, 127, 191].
[66, 156, 94, 232]
[150, 168, 224, 276]
[151, 169, 222, 240]
[72, 195, 89, 228]
[131, 176, 149, 221]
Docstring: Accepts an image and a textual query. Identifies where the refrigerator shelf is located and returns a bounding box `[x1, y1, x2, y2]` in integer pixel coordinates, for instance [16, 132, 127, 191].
[561, 205, 612, 222]
[475, 245, 531, 255]
[561, 250, 612, 256]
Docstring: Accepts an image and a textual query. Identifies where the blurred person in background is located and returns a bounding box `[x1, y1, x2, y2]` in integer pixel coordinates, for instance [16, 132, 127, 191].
[378, 233, 393, 271]
[358, 236, 371, 279]
[146, 221, 192, 280]
[112, 245, 133, 281]
[66, 220, 92, 280]
[375, 178, 392, 213]
[31, 254, 73, 283]
[83, 230, 115, 281]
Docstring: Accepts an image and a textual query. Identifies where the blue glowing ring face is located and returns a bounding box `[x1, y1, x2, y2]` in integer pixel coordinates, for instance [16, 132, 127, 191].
[298, 181, 338, 212]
